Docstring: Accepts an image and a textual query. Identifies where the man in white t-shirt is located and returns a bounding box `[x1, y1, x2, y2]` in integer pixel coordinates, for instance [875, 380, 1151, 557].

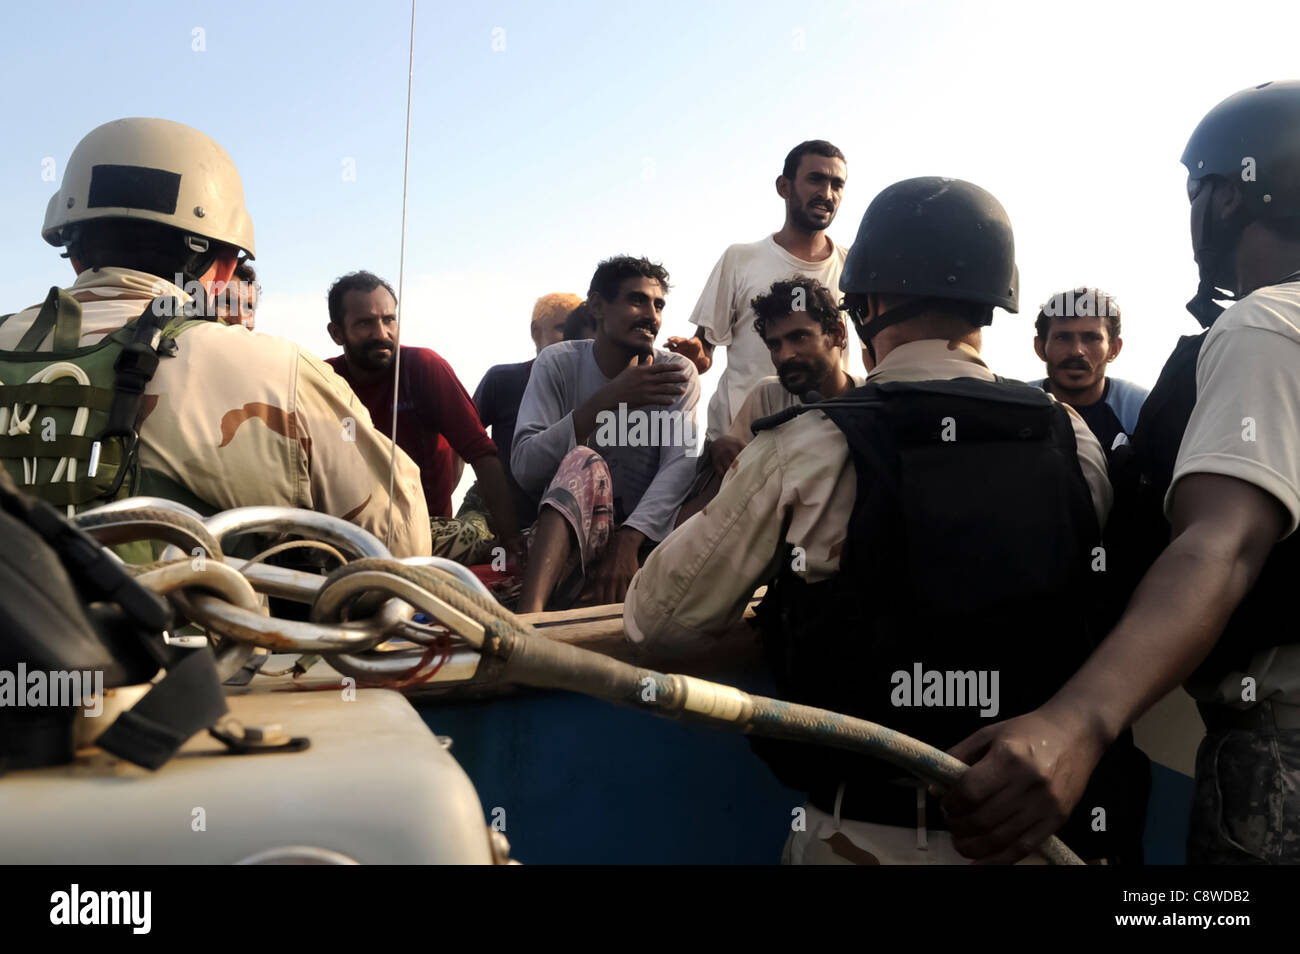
[666, 140, 850, 442]
[944, 80, 1300, 866]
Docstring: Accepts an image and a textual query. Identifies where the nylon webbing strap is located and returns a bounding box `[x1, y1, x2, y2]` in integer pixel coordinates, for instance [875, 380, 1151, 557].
[0, 383, 114, 410]
[16, 288, 83, 352]
[95, 646, 229, 770]
[0, 434, 96, 458]
[19, 480, 113, 507]
[52, 290, 83, 351]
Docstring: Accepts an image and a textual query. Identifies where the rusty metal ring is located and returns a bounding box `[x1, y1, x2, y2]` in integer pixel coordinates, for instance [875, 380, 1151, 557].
[182, 592, 413, 653]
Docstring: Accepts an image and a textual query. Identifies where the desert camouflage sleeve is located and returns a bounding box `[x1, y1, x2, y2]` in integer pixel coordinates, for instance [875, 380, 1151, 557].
[296, 351, 432, 556]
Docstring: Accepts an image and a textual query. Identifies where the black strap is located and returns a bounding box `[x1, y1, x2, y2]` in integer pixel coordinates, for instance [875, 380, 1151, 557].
[0, 473, 230, 771]
[93, 297, 185, 500]
[0, 482, 171, 632]
[849, 298, 936, 363]
[95, 646, 229, 770]
[751, 392, 888, 435]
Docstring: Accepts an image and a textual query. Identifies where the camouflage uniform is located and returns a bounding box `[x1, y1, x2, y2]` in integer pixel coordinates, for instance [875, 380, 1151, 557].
[1189, 701, 1300, 864]
[0, 267, 431, 556]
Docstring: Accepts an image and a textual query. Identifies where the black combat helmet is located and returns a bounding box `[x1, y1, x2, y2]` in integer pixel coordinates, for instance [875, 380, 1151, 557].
[1183, 80, 1300, 220]
[839, 177, 1018, 359]
[1182, 80, 1300, 325]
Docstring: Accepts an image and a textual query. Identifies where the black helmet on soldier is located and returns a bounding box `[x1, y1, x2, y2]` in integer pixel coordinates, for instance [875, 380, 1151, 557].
[1181, 80, 1300, 326]
[839, 177, 1018, 360]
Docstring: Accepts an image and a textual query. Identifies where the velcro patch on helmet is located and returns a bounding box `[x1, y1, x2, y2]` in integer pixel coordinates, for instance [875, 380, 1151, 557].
[87, 164, 181, 215]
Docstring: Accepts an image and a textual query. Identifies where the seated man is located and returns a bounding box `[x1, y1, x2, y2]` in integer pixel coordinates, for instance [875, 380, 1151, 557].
[677, 278, 864, 526]
[325, 270, 523, 563]
[459, 298, 600, 547]
[512, 256, 700, 611]
[562, 302, 597, 342]
[466, 293, 584, 531]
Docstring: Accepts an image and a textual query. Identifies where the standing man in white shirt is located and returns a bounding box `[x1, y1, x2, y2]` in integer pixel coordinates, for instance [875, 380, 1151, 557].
[666, 140, 851, 442]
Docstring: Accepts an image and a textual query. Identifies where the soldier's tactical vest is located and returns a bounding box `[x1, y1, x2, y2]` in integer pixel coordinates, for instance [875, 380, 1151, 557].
[0, 288, 214, 559]
[1109, 300, 1300, 689]
[750, 377, 1149, 860]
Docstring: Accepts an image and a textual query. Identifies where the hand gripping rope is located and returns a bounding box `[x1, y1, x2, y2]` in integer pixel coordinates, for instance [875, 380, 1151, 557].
[72, 501, 1084, 865]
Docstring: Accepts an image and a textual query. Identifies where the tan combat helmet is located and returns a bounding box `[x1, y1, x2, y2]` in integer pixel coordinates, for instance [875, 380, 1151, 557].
[42, 117, 255, 258]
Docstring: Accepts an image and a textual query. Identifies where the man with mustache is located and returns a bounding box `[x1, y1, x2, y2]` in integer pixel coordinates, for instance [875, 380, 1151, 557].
[665, 141, 855, 443]
[464, 292, 585, 532]
[674, 278, 863, 526]
[1032, 286, 1148, 459]
[711, 278, 863, 475]
[512, 256, 699, 611]
[325, 270, 522, 563]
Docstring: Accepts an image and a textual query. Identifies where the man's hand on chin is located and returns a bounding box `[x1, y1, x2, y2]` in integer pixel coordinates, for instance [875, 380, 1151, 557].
[939, 706, 1108, 864]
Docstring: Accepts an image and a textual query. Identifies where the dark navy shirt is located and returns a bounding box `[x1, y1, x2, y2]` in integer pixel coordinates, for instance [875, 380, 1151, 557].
[1034, 376, 1150, 458]
[473, 359, 537, 525]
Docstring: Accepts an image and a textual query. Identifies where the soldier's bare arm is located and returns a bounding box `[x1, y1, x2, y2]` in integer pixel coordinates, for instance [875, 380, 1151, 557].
[944, 472, 1285, 863]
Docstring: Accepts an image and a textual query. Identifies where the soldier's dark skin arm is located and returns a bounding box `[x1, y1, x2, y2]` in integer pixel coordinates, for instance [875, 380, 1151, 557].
[942, 472, 1286, 864]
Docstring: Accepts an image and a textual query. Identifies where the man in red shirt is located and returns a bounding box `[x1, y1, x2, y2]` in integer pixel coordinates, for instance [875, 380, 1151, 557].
[326, 271, 523, 562]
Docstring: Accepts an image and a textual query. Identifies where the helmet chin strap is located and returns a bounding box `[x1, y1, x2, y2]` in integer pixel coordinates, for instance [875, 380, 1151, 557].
[1187, 180, 1247, 329]
[1186, 277, 1235, 328]
[853, 298, 934, 365]
[179, 235, 219, 298]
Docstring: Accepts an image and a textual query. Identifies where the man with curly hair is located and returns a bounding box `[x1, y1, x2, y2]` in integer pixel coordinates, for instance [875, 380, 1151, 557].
[713, 277, 863, 474]
[674, 277, 863, 526]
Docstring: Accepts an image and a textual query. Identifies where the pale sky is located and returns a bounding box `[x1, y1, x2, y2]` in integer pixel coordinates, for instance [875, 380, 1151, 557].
[3, 0, 1298, 506]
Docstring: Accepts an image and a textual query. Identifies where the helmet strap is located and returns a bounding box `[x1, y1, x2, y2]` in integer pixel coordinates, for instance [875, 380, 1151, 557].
[852, 297, 935, 364]
[180, 235, 218, 285]
[1187, 179, 1248, 328]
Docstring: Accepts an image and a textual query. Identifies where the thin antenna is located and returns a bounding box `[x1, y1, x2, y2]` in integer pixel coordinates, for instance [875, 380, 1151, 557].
[386, 0, 417, 550]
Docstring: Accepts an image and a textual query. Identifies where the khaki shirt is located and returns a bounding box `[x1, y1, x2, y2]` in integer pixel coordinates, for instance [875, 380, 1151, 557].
[0, 268, 430, 556]
[624, 339, 1111, 652]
